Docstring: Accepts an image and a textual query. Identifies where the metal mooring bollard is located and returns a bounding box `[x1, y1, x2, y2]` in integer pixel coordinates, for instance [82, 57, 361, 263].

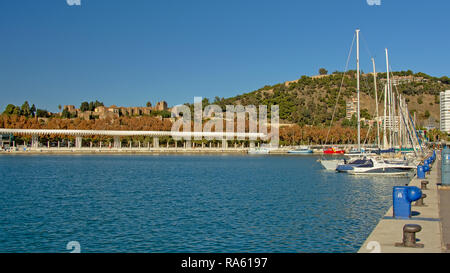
[421, 180, 429, 190]
[414, 193, 427, 206]
[395, 224, 424, 248]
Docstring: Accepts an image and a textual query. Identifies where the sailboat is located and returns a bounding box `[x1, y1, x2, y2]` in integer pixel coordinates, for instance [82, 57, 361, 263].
[334, 29, 375, 171]
[320, 29, 369, 170]
[339, 48, 419, 176]
[318, 29, 361, 170]
[319, 29, 423, 172]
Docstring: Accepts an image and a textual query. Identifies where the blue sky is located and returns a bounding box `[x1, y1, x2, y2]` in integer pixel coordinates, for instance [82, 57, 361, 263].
[0, 0, 449, 112]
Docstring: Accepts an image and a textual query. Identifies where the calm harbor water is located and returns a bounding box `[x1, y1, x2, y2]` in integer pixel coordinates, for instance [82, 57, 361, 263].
[0, 154, 409, 253]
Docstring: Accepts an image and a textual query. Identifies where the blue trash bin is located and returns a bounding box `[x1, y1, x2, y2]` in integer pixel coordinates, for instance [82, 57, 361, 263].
[393, 186, 422, 219]
[417, 165, 425, 179]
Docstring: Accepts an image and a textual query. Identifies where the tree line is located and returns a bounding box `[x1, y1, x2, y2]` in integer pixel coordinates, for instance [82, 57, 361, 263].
[0, 113, 373, 145]
[1, 113, 447, 144]
[79, 100, 104, 112]
[3, 101, 50, 118]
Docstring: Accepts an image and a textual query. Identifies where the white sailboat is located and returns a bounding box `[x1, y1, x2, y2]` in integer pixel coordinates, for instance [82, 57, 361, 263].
[319, 29, 362, 170]
[322, 29, 370, 171]
[319, 158, 345, 170]
[342, 48, 419, 176]
[320, 30, 422, 173]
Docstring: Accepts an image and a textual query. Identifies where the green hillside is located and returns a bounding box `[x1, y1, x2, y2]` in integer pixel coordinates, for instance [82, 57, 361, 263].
[208, 71, 449, 127]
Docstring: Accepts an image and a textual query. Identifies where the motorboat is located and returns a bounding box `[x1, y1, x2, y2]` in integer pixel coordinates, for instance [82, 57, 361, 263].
[336, 157, 374, 172]
[343, 156, 416, 176]
[323, 147, 346, 154]
[288, 146, 313, 154]
[248, 145, 277, 155]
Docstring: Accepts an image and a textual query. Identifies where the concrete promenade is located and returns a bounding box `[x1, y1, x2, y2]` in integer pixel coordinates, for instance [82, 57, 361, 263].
[440, 189, 450, 253]
[0, 128, 368, 155]
[0, 146, 326, 155]
[439, 150, 450, 253]
[359, 154, 445, 253]
[0, 147, 249, 155]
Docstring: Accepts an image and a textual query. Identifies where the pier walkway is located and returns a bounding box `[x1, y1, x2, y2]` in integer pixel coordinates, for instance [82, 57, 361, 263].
[359, 153, 446, 253]
[440, 189, 450, 253]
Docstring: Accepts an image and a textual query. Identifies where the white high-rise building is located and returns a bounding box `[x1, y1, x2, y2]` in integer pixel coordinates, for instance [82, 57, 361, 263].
[441, 90, 450, 133]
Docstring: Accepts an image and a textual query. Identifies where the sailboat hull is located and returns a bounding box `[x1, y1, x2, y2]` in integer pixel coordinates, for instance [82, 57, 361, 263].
[318, 159, 344, 170]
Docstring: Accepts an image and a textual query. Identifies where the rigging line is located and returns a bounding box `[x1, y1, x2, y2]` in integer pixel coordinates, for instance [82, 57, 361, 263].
[360, 33, 374, 59]
[362, 70, 373, 98]
[360, 32, 380, 110]
[356, 59, 377, 145]
[361, 78, 372, 145]
[363, 122, 372, 145]
[360, 58, 386, 147]
[363, 106, 376, 145]
[363, 83, 385, 146]
[325, 33, 356, 144]
[363, 85, 381, 146]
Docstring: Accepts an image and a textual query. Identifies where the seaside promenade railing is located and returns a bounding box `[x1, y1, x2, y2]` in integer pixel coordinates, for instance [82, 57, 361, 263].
[0, 128, 266, 150]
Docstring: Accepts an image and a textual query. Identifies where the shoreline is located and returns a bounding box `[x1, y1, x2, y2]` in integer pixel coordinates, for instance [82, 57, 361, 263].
[0, 148, 329, 155]
[0, 149, 248, 155]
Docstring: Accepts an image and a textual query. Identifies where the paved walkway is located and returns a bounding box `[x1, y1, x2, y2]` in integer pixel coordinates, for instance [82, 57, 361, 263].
[359, 155, 444, 253]
[439, 185, 450, 253]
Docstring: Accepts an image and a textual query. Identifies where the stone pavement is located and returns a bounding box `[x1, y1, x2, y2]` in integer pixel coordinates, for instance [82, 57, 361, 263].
[439, 188, 450, 253]
[359, 155, 444, 253]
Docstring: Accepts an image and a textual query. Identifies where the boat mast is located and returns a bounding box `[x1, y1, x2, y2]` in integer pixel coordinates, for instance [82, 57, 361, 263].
[383, 84, 388, 149]
[388, 81, 393, 149]
[372, 58, 380, 148]
[356, 29, 361, 152]
[398, 94, 403, 150]
[385, 48, 392, 149]
[391, 78, 397, 148]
